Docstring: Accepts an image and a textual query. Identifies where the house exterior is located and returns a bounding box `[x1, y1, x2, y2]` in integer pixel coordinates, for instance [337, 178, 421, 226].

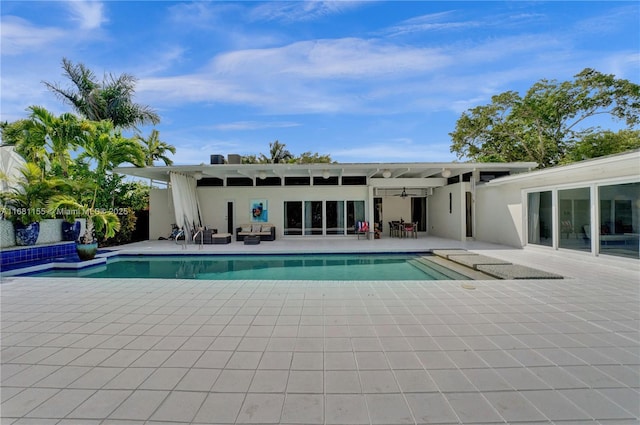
[115, 149, 639, 261]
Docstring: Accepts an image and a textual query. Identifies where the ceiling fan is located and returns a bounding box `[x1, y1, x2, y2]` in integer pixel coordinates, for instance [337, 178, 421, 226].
[395, 187, 419, 198]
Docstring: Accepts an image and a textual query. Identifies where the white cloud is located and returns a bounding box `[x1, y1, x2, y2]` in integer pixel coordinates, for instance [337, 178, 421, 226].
[0, 16, 66, 55]
[384, 11, 479, 36]
[66, 0, 106, 30]
[249, 1, 362, 23]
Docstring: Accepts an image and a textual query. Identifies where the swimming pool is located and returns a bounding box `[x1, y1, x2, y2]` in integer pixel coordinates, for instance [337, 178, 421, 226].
[26, 253, 471, 281]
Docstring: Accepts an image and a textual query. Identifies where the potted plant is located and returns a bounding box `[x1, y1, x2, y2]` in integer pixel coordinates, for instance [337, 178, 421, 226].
[0, 163, 63, 246]
[48, 195, 120, 260]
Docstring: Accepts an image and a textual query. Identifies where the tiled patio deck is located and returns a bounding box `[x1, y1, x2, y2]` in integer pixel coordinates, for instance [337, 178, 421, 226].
[1, 237, 638, 424]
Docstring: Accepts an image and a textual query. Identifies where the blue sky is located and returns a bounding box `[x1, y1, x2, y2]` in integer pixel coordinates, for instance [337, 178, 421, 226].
[2, 1, 638, 164]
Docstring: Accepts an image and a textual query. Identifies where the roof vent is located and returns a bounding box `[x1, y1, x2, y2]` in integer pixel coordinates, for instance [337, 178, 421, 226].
[210, 154, 225, 165]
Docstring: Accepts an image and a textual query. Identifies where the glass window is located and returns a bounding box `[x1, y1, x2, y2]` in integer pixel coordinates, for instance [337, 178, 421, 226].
[326, 201, 345, 235]
[527, 191, 552, 247]
[304, 201, 323, 235]
[598, 183, 639, 259]
[347, 201, 365, 235]
[284, 202, 302, 235]
[558, 188, 591, 252]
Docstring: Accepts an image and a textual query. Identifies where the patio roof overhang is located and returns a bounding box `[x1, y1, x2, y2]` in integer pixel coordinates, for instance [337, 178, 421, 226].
[114, 161, 537, 186]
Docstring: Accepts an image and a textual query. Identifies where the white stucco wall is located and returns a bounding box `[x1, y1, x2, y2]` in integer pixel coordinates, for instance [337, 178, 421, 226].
[475, 184, 524, 247]
[196, 185, 369, 238]
[380, 195, 411, 224]
[428, 182, 467, 241]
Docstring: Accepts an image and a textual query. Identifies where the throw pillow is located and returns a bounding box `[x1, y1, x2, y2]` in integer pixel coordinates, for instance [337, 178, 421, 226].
[242, 226, 251, 233]
[251, 224, 262, 233]
[262, 225, 272, 232]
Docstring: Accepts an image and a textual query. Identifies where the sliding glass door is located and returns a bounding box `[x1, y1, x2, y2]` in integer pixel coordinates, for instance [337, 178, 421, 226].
[284, 200, 365, 236]
[304, 201, 323, 235]
[527, 191, 552, 247]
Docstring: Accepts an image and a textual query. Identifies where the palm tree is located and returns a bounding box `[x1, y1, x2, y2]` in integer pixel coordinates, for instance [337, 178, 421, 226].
[44, 58, 160, 129]
[28, 106, 83, 176]
[79, 120, 145, 209]
[1, 106, 82, 176]
[136, 129, 176, 166]
[259, 140, 293, 164]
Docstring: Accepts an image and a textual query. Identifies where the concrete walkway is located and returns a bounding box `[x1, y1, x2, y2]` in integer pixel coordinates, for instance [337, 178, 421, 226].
[1, 237, 638, 424]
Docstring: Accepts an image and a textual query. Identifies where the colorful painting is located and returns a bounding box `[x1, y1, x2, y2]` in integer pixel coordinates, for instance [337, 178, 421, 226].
[251, 199, 268, 222]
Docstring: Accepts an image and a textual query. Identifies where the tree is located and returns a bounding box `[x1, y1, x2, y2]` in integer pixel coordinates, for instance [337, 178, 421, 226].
[79, 120, 145, 176]
[560, 130, 640, 164]
[259, 140, 293, 163]
[78, 120, 145, 208]
[450, 68, 640, 167]
[0, 107, 84, 176]
[44, 58, 160, 129]
[136, 129, 176, 166]
[243, 141, 333, 164]
[295, 151, 333, 164]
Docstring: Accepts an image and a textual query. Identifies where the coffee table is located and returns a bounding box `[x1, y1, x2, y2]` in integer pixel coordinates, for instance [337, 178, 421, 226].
[244, 234, 260, 245]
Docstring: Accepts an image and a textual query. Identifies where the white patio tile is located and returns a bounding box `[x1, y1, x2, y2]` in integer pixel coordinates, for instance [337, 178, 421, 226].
[236, 393, 284, 424]
[325, 394, 369, 425]
[444, 392, 504, 423]
[128, 350, 172, 367]
[102, 367, 156, 390]
[404, 393, 458, 424]
[138, 367, 188, 390]
[359, 370, 400, 393]
[428, 368, 477, 393]
[394, 369, 439, 392]
[0, 388, 59, 418]
[286, 370, 323, 393]
[325, 351, 357, 370]
[67, 367, 123, 389]
[281, 394, 323, 424]
[149, 390, 207, 422]
[211, 369, 255, 392]
[494, 367, 551, 390]
[291, 352, 323, 370]
[248, 370, 289, 393]
[161, 350, 203, 368]
[258, 351, 292, 369]
[108, 389, 169, 421]
[193, 392, 244, 424]
[354, 351, 389, 370]
[67, 389, 132, 419]
[325, 370, 361, 393]
[99, 350, 145, 367]
[175, 368, 221, 391]
[25, 388, 94, 419]
[2, 365, 61, 387]
[597, 388, 640, 418]
[366, 393, 414, 424]
[559, 388, 637, 420]
[483, 390, 547, 422]
[193, 350, 232, 368]
[522, 389, 592, 421]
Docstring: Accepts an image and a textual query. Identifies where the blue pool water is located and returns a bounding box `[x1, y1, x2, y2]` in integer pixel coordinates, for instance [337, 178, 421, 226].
[26, 254, 470, 281]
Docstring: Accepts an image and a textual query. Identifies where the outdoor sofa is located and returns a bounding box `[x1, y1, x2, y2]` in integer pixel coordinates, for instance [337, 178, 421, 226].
[236, 223, 276, 241]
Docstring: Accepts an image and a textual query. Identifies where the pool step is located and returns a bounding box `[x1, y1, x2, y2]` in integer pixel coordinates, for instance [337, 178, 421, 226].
[432, 249, 563, 280]
[408, 256, 475, 280]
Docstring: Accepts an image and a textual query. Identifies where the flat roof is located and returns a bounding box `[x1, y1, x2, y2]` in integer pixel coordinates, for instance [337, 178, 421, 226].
[114, 161, 537, 183]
